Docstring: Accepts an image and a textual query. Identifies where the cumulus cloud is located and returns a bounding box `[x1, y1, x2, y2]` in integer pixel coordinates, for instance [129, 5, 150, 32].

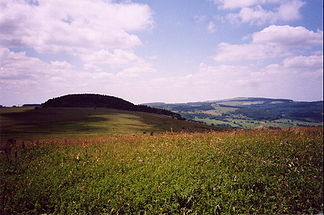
[0, 48, 49, 80]
[0, 0, 157, 105]
[0, 47, 76, 104]
[213, 25, 323, 62]
[200, 23, 323, 101]
[252, 25, 323, 46]
[0, 0, 155, 92]
[282, 55, 323, 70]
[0, 0, 153, 53]
[0, 47, 129, 104]
[214, 0, 304, 25]
[260, 54, 323, 77]
[81, 49, 156, 77]
[257, 54, 323, 95]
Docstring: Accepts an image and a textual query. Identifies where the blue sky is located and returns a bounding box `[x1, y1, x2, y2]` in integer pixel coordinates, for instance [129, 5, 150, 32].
[0, 0, 323, 105]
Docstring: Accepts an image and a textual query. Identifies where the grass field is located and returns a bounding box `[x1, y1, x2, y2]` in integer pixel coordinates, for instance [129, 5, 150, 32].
[0, 107, 323, 214]
[1, 127, 323, 214]
[0, 107, 218, 141]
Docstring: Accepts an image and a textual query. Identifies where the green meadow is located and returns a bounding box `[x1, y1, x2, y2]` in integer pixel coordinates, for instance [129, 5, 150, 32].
[0, 107, 323, 214]
[0, 107, 217, 141]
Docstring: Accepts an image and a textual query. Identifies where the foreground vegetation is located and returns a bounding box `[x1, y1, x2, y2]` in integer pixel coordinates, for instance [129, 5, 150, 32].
[1, 127, 322, 214]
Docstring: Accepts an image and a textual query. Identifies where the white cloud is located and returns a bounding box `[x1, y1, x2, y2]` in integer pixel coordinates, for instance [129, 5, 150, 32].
[277, 0, 304, 22]
[0, 0, 322, 105]
[202, 23, 323, 101]
[0, 0, 156, 90]
[258, 54, 323, 92]
[0, 47, 78, 105]
[213, 25, 322, 62]
[261, 54, 323, 75]
[51, 61, 74, 71]
[0, 48, 49, 80]
[81, 49, 156, 77]
[0, 48, 82, 86]
[252, 25, 323, 47]
[0, 47, 122, 105]
[0, 45, 157, 106]
[227, 6, 275, 25]
[0, 0, 153, 53]
[282, 55, 323, 73]
[214, 0, 304, 25]
[192, 53, 323, 101]
[81, 49, 142, 67]
[121, 63, 257, 103]
[207, 21, 217, 33]
[213, 42, 289, 62]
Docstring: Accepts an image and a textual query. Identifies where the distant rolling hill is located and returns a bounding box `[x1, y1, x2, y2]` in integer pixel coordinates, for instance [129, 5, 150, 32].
[144, 97, 323, 129]
[42, 94, 184, 120]
[1, 94, 224, 140]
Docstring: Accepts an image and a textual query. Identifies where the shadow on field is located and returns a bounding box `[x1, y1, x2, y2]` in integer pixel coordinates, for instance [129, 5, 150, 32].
[0, 107, 220, 141]
[0, 107, 113, 140]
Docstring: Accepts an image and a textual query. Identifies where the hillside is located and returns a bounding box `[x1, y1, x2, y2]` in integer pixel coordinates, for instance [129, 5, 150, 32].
[144, 97, 323, 129]
[0, 106, 222, 141]
[42, 94, 184, 120]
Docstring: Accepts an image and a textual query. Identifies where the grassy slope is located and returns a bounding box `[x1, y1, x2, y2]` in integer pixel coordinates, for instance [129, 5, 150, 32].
[0, 107, 219, 141]
[0, 127, 322, 214]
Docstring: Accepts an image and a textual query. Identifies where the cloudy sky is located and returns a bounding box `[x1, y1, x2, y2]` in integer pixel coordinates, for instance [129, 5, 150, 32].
[0, 0, 323, 105]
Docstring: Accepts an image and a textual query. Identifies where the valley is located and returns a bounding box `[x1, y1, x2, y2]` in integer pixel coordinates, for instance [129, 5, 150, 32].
[145, 97, 323, 129]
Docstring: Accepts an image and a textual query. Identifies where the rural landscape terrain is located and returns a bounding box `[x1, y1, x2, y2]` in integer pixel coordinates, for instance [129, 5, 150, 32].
[145, 97, 323, 129]
[0, 94, 323, 214]
[1, 0, 323, 214]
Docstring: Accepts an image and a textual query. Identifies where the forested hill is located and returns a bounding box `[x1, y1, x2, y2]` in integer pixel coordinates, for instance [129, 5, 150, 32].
[42, 94, 184, 120]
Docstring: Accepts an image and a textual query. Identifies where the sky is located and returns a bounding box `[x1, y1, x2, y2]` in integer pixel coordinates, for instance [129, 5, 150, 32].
[0, 0, 323, 105]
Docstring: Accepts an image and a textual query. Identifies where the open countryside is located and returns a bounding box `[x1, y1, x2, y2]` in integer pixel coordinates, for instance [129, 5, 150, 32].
[0, 94, 323, 214]
[1, 0, 323, 214]
[145, 97, 323, 129]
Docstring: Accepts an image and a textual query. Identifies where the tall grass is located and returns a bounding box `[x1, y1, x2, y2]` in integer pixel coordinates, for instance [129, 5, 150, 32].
[1, 127, 323, 214]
